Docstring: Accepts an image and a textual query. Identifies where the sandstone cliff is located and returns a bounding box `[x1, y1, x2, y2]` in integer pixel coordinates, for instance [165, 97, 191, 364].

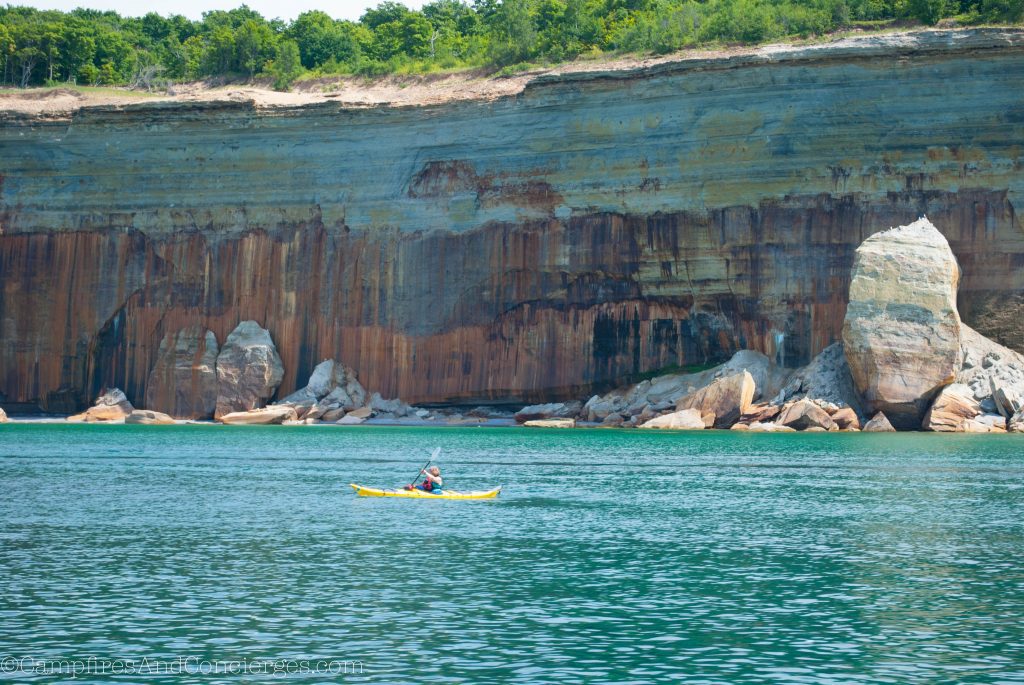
[1, 29, 1023, 412]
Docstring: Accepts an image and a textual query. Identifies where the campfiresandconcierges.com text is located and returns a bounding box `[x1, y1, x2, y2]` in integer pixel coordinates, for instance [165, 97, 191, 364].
[0, 656, 363, 677]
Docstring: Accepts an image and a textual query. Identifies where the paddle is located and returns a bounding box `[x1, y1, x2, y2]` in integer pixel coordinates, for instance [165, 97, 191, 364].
[409, 447, 441, 488]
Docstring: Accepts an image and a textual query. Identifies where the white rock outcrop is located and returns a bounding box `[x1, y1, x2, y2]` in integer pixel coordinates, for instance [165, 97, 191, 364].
[214, 321, 285, 420]
[639, 408, 706, 430]
[842, 218, 962, 429]
[67, 388, 134, 422]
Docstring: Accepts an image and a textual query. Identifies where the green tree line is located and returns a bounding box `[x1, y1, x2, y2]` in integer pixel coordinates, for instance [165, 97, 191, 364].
[1, 0, 1020, 90]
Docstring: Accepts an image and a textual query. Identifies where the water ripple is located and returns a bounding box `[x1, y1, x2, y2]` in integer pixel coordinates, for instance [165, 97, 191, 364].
[0, 425, 1023, 683]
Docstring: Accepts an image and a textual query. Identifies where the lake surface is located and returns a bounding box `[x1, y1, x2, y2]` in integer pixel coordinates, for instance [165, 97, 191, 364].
[1, 424, 1023, 683]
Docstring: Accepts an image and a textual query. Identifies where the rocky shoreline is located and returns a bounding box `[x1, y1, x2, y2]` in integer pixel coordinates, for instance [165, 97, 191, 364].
[2, 217, 1022, 434]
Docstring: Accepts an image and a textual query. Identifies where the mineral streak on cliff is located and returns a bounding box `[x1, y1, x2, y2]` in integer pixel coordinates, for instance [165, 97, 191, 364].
[1, 29, 1023, 411]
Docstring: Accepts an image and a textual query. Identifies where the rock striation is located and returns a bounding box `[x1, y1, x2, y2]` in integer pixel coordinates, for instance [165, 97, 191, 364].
[214, 322, 284, 420]
[842, 218, 962, 429]
[145, 326, 219, 419]
[923, 384, 981, 432]
[1, 30, 1023, 412]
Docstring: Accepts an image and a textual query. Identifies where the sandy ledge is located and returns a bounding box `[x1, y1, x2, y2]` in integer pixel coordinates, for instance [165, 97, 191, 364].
[1, 28, 1020, 116]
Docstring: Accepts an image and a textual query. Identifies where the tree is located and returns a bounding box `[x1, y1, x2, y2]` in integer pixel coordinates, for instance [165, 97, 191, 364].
[361, 1, 413, 29]
[270, 39, 302, 90]
[289, 11, 358, 68]
[908, 0, 947, 22]
[12, 21, 45, 87]
[59, 20, 96, 82]
[140, 12, 173, 43]
[77, 62, 99, 84]
[98, 60, 117, 84]
[491, 0, 537, 64]
[234, 18, 275, 78]
[0, 24, 12, 85]
[203, 25, 236, 74]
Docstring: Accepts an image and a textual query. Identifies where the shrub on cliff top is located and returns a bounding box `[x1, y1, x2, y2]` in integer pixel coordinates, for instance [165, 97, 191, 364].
[1, 0, 1021, 88]
[270, 40, 303, 91]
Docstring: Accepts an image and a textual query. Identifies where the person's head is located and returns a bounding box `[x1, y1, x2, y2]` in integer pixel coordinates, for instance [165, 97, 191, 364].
[429, 466, 441, 476]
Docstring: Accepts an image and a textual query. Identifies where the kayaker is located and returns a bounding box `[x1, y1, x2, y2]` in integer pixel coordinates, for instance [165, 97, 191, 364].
[406, 466, 443, 492]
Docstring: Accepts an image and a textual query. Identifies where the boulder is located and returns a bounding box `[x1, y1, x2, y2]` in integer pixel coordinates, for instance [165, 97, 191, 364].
[347, 406, 373, 419]
[814, 400, 841, 415]
[804, 426, 828, 432]
[305, 404, 329, 420]
[0, 407, 6, 423]
[321, 407, 347, 422]
[746, 422, 796, 432]
[675, 370, 754, 428]
[336, 414, 367, 425]
[842, 218, 962, 429]
[862, 412, 897, 432]
[1009, 409, 1024, 433]
[523, 418, 576, 428]
[515, 401, 582, 423]
[582, 394, 621, 422]
[305, 360, 345, 399]
[990, 376, 1023, 419]
[831, 407, 861, 431]
[280, 360, 367, 413]
[68, 388, 134, 422]
[963, 414, 1006, 433]
[220, 406, 297, 425]
[601, 413, 625, 427]
[145, 325, 219, 419]
[214, 321, 285, 420]
[775, 343, 864, 415]
[740, 403, 781, 424]
[776, 399, 836, 431]
[730, 422, 750, 431]
[368, 392, 412, 418]
[639, 408, 706, 430]
[581, 350, 786, 423]
[923, 384, 980, 432]
[318, 384, 366, 412]
[954, 325, 1024, 416]
[125, 410, 176, 425]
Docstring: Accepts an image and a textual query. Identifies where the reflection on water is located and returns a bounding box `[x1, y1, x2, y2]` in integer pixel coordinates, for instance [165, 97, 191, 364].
[1, 425, 1023, 683]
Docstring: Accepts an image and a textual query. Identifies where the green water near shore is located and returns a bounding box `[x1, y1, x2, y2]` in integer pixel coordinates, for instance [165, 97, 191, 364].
[1, 424, 1023, 683]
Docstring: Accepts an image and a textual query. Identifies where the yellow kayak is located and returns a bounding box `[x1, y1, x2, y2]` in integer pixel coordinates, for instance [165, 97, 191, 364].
[349, 483, 501, 499]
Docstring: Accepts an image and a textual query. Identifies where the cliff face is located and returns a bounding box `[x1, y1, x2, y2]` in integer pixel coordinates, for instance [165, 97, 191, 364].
[1, 29, 1023, 411]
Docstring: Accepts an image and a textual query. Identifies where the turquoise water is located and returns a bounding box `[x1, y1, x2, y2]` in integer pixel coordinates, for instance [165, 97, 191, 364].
[1, 424, 1023, 684]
